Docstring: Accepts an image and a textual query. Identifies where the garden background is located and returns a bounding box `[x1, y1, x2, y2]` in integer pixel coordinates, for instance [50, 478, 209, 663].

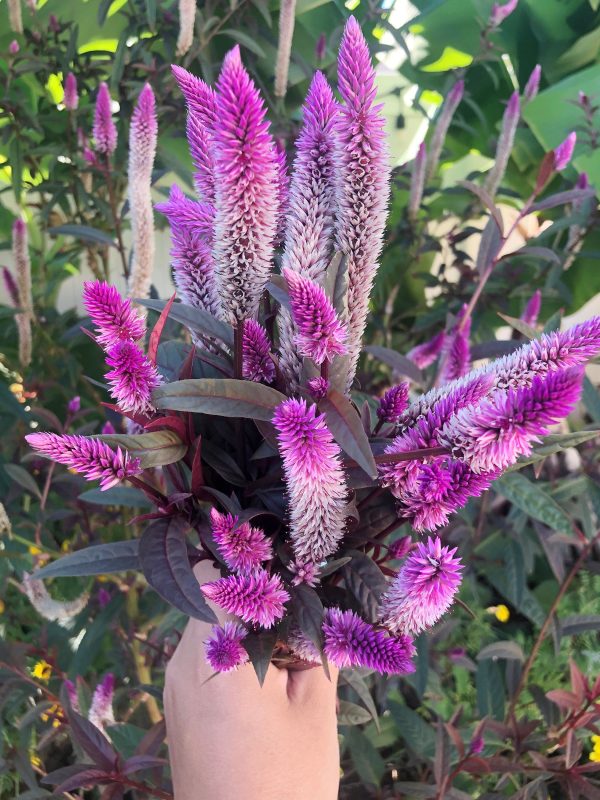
[3, 0, 600, 797]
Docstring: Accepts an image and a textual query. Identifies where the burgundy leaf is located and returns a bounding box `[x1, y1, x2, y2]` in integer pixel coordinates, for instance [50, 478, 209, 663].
[122, 755, 168, 775]
[148, 292, 176, 365]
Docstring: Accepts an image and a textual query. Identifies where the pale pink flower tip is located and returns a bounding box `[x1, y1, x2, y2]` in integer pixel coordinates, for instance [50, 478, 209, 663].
[210, 508, 273, 573]
[202, 569, 289, 628]
[490, 0, 518, 27]
[242, 320, 275, 384]
[289, 560, 320, 587]
[379, 537, 463, 636]
[64, 72, 78, 110]
[93, 82, 117, 155]
[523, 64, 541, 102]
[83, 281, 146, 349]
[554, 132, 576, 171]
[9, 40, 19, 55]
[521, 289, 541, 327]
[205, 622, 249, 673]
[89, 673, 115, 729]
[307, 376, 329, 399]
[284, 267, 347, 365]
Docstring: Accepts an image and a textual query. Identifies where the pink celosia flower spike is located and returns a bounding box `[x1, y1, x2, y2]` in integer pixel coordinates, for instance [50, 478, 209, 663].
[334, 16, 390, 390]
[205, 623, 249, 673]
[176, 0, 196, 56]
[93, 83, 117, 156]
[407, 330, 446, 369]
[278, 71, 338, 385]
[210, 508, 273, 572]
[274, 0, 297, 98]
[377, 383, 409, 424]
[554, 132, 576, 171]
[439, 306, 471, 384]
[202, 569, 289, 628]
[379, 537, 463, 635]
[272, 398, 347, 563]
[490, 0, 518, 27]
[323, 608, 415, 675]
[88, 674, 115, 729]
[64, 72, 78, 110]
[274, 141, 289, 244]
[439, 367, 584, 473]
[12, 218, 33, 367]
[484, 91, 520, 198]
[521, 289, 541, 327]
[242, 319, 276, 383]
[104, 340, 162, 416]
[7, 0, 23, 34]
[127, 84, 158, 306]
[211, 46, 279, 325]
[426, 80, 464, 181]
[155, 184, 214, 235]
[408, 141, 427, 221]
[284, 267, 347, 365]
[523, 64, 541, 102]
[83, 281, 146, 349]
[2, 267, 19, 307]
[26, 432, 142, 490]
[22, 572, 89, 623]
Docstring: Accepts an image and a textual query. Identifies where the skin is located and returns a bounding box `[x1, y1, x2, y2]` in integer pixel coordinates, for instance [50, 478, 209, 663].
[163, 562, 340, 800]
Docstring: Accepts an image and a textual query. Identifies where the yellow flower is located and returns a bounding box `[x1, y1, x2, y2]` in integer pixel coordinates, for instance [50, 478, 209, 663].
[487, 604, 510, 623]
[0, 598, 5, 614]
[31, 660, 52, 682]
[41, 703, 62, 725]
[30, 753, 43, 769]
[97, 575, 109, 583]
[28, 545, 42, 556]
[590, 736, 600, 761]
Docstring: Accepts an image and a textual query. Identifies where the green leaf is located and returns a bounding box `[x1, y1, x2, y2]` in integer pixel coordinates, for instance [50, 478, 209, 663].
[388, 700, 436, 759]
[3, 464, 42, 500]
[290, 584, 325, 653]
[496, 313, 538, 340]
[494, 472, 573, 536]
[476, 659, 505, 720]
[341, 552, 388, 623]
[338, 700, 373, 726]
[220, 29, 266, 58]
[98, 430, 187, 468]
[139, 518, 217, 623]
[34, 540, 140, 579]
[138, 299, 234, 348]
[243, 630, 277, 686]
[560, 614, 600, 637]
[583, 376, 600, 423]
[319, 389, 377, 478]
[48, 224, 117, 247]
[363, 345, 424, 384]
[477, 641, 525, 661]
[509, 429, 600, 469]
[79, 486, 153, 508]
[153, 378, 286, 421]
[145, 0, 156, 28]
[343, 728, 385, 788]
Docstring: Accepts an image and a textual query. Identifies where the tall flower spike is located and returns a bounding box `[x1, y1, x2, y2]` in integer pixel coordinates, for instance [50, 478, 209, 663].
[377, 383, 409, 424]
[439, 367, 583, 473]
[127, 84, 158, 307]
[210, 508, 273, 572]
[64, 72, 78, 111]
[3, 267, 19, 306]
[104, 340, 162, 416]
[284, 268, 347, 365]
[490, 0, 518, 27]
[93, 83, 117, 156]
[211, 46, 279, 324]
[523, 64, 541, 102]
[242, 319, 275, 383]
[273, 399, 347, 562]
[426, 80, 464, 181]
[155, 185, 214, 237]
[335, 16, 390, 390]
[166, 223, 219, 317]
[323, 608, 415, 675]
[521, 289, 541, 327]
[484, 91, 520, 198]
[202, 569, 289, 628]
[12, 219, 33, 367]
[8, 0, 23, 33]
[439, 307, 471, 384]
[278, 72, 338, 385]
[25, 432, 142, 490]
[83, 281, 146, 349]
[408, 142, 427, 221]
[176, 0, 196, 56]
[554, 132, 576, 171]
[22, 572, 89, 624]
[274, 0, 296, 98]
[274, 141, 289, 244]
[407, 330, 446, 370]
[379, 537, 463, 635]
[88, 674, 115, 730]
[205, 623, 249, 673]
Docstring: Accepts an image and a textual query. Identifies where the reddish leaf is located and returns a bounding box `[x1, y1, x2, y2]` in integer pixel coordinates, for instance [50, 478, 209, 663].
[444, 722, 465, 760]
[134, 719, 167, 757]
[66, 706, 118, 771]
[547, 689, 580, 710]
[571, 659, 589, 701]
[148, 292, 176, 365]
[54, 770, 115, 794]
[144, 415, 188, 444]
[319, 389, 377, 478]
[566, 729, 582, 769]
[122, 755, 167, 775]
[191, 436, 204, 495]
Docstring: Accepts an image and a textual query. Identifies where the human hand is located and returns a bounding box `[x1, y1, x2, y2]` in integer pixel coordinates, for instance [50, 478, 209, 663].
[164, 561, 340, 800]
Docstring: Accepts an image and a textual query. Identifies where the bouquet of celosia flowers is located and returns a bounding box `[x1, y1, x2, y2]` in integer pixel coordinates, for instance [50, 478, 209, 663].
[27, 17, 600, 680]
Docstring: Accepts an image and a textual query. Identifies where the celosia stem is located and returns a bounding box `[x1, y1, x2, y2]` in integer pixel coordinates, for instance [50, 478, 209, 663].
[127, 475, 168, 505]
[234, 320, 245, 379]
[506, 529, 600, 722]
[102, 157, 129, 279]
[373, 446, 448, 465]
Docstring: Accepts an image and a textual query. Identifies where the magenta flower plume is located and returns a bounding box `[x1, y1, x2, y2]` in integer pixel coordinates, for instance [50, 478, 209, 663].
[278, 72, 338, 384]
[439, 307, 471, 384]
[379, 537, 463, 635]
[202, 569, 289, 628]
[211, 46, 279, 324]
[93, 83, 117, 156]
[167, 224, 219, 316]
[104, 340, 161, 416]
[335, 16, 390, 389]
[377, 383, 409, 424]
[210, 508, 273, 573]
[554, 132, 576, 171]
[289, 560, 320, 587]
[440, 368, 583, 473]
[83, 281, 146, 349]
[273, 399, 347, 563]
[407, 330, 446, 369]
[283, 268, 347, 365]
[2, 267, 19, 307]
[64, 72, 78, 111]
[25, 432, 141, 491]
[490, 0, 518, 27]
[523, 64, 541, 102]
[155, 185, 214, 237]
[204, 622, 249, 673]
[242, 319, 275, 383]
[9, 40, 19, 55]
[308, 376, 329, 399]
[521, 289, 541, 327]
[89, 673, 115, 729]
[171, 65, 217, 127]
[323, 608, 415, 675]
